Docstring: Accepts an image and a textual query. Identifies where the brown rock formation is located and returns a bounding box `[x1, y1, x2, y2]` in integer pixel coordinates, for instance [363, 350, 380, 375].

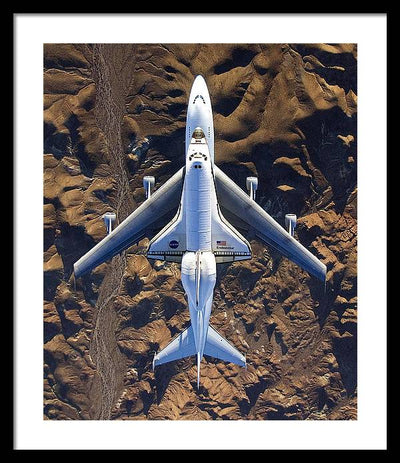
[43, 43, 357, 420]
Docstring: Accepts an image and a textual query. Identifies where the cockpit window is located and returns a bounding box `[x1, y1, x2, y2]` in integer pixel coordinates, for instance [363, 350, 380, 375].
[193, 95, 206, 104]
[193, 128, 205, 139]
[188, 151, 208, 162]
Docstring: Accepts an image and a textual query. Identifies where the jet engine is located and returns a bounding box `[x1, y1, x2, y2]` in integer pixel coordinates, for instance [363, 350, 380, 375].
[246, 176, 258, 200]
[143, 176, 155, 199]
[285, 213, 297, 237]
[102, 212, 116, 235]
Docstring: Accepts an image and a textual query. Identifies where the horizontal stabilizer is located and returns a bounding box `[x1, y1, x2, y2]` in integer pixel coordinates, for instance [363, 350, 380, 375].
[204, 325, 246, 367]
[153, 325, 197, 368]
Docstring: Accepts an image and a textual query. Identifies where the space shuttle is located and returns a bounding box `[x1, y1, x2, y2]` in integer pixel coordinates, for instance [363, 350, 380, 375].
[73, 75, 326, 388]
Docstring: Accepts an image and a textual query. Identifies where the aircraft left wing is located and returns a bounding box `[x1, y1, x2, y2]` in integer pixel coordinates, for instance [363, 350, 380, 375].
[213, 165, 326, 282]
[74, 167, 185, 278]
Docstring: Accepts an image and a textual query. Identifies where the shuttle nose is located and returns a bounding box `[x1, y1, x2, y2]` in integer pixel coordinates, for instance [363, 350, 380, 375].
[193, 74, 206, 87]
[190, 75, 209, 99]
[186, 74, 214, 163]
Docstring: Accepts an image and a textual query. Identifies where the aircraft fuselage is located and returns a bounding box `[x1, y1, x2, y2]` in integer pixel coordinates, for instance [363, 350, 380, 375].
[182, 76, 217, 375]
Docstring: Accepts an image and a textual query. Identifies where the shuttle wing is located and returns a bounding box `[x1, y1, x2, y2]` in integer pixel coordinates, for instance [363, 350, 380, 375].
[211, 203, 251, 263]
[74, 167, 185, 278]
[213, 165, 326, 282]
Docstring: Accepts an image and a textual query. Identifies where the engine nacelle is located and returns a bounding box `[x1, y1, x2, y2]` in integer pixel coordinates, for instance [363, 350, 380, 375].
[285, 214, 297, 237]
[246, 176, 258, 200]
[143, 176, 155, 199]
[102, 212, 116, 235]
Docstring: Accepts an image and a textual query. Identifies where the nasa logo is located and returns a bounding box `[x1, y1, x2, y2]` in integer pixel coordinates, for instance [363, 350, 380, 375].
[169, 240, 179, 249]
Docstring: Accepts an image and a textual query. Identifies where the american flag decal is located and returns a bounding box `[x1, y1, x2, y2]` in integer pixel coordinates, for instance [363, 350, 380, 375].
[216, 240, 226, 246]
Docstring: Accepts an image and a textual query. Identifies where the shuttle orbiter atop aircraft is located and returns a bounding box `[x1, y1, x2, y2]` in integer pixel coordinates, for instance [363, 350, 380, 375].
[73, 75, 326, 388]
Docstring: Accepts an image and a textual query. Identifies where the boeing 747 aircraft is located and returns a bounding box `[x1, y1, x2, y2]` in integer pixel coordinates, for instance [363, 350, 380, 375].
[74, 75, 326, 388]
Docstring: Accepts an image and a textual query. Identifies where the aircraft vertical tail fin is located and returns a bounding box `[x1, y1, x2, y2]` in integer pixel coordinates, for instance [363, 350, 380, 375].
[197, 352, 201, 389]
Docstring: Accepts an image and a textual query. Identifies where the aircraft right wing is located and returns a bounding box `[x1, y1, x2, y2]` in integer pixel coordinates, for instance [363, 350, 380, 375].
[74, 167, 185, 278]
[213, 165, 326, 282]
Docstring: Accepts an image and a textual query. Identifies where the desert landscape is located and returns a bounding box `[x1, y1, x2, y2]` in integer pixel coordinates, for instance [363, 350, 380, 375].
[43, 43, 357, 420]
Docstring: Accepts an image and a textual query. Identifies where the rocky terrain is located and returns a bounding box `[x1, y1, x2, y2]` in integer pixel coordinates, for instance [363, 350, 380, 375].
[43, 43, 357, 420]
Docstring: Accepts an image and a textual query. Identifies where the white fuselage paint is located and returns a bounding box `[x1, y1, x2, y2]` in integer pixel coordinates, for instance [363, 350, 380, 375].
[185, 140, 212, 252]
[181, 75, 217, 361]
[185, 75, 214, 163]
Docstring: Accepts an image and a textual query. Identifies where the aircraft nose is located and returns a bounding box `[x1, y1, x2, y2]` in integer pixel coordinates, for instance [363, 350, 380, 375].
[191, 75, 208, 98]
[193, 74, 206, 87]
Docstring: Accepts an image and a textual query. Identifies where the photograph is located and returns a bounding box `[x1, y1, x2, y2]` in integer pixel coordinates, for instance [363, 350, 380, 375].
[43, 42, 357, 421]
[13, 12, 387, 451]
